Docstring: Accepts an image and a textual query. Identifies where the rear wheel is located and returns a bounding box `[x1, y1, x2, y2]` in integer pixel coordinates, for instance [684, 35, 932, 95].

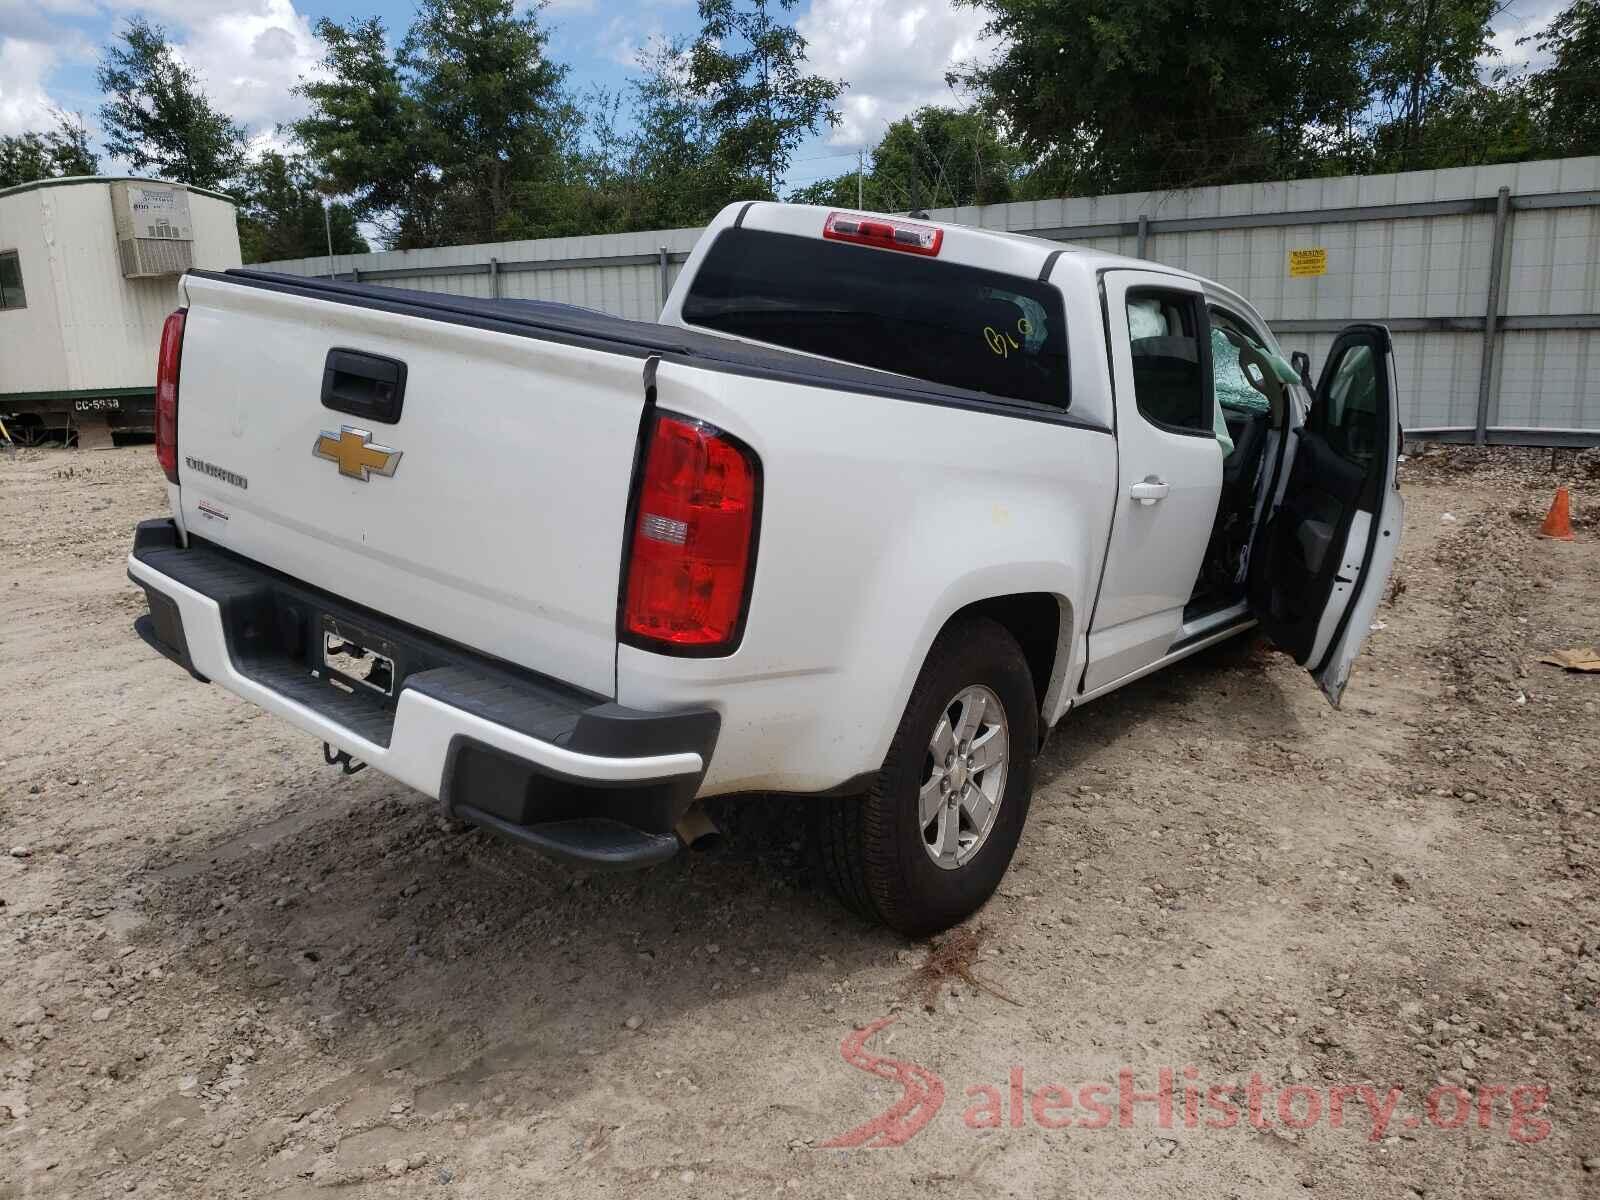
[815, 617, 1038, 936]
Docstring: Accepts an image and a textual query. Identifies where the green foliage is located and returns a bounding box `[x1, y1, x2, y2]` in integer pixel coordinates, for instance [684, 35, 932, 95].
[1531, 0, 1600, 156]
[96, 18, 245, 190]
[569, 40, 764, 233]
[68, 0, 1600, 252]
[1367, 73, 1545, 171]
[789, 106, 1026, 209]
[293, 1, 578, 248]
[292, 17, 439, 247]
[951, 0, 1374, 193]
[689, 0, 844, 195]
[236, 152, 368, 264]
[0, 113, 99, 190]
[1364, 0, 1501, 171]
[951, 0, 1600, 193]
[402, 0, 576, 242]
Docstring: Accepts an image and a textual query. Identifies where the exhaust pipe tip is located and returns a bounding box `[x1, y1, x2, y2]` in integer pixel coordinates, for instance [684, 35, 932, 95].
[674, 804, 722, 852]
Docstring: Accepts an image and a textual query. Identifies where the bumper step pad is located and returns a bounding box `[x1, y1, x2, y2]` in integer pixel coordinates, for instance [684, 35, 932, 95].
[129, 520, 716, 869]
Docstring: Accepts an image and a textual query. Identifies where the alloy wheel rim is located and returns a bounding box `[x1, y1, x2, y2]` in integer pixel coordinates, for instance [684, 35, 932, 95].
[919, 683, 1008, 870]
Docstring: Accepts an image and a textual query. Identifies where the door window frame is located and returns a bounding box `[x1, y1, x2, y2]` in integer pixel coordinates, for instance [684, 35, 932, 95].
[1309, 327, 1394, 512]
[1123, 286, 1215, 440]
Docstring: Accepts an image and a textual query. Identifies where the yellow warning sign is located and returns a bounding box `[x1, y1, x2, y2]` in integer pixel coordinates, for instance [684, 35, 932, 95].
[1288, 248, 1328, 277]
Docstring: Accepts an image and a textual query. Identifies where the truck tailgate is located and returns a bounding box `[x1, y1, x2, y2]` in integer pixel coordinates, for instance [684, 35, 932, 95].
[173, 272, 649, 696]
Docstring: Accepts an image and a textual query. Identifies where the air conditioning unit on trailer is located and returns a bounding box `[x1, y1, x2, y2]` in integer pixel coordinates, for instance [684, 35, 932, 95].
[110, 181, 195, 278]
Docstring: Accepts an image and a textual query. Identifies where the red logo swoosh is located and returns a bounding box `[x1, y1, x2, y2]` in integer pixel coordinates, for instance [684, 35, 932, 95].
[821, 1016, 945, 1148]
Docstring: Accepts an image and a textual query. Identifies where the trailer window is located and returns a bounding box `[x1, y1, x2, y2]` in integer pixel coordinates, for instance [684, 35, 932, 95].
[681, 229, 1070, 410]
[0, 251, 24, 310]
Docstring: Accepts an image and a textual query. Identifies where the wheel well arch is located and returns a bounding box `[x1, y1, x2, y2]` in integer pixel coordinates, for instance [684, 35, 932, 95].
[946, 592, 1071, 739]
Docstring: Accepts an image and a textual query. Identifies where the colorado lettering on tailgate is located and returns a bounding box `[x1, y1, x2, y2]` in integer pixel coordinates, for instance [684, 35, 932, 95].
[184, 456, 248, 489]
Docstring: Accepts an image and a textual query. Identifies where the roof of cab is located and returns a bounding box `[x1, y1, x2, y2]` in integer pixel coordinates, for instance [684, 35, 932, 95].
[734, 200, 1203, 286]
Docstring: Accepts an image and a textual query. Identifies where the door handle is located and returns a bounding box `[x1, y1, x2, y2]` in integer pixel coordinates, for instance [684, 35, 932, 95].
[1129, 478, 1170, 506]
[322, 348, 407, 424]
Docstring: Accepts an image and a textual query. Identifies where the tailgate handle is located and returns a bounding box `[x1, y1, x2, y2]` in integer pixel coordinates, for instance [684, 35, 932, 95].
[322, 349, 407, 424]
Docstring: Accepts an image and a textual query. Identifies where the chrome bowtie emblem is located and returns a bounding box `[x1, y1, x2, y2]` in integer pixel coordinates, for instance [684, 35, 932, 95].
[313, 425, 402, 481]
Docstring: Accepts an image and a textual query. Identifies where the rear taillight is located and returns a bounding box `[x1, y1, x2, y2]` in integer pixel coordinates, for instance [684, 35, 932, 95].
[155, 308, 186, 484]
[621, 412, 760, 653]
[823, 210, 942, 256]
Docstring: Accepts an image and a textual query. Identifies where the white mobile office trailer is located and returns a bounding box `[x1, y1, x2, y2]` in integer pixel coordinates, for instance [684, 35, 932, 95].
[0, 176, 241, 446]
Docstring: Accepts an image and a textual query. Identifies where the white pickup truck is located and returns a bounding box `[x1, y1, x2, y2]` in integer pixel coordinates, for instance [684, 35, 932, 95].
[129, 202, 1402, 935]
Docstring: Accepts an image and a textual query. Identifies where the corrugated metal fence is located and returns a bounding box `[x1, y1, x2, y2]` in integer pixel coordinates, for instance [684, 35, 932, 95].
[258, 156, 1600, 445]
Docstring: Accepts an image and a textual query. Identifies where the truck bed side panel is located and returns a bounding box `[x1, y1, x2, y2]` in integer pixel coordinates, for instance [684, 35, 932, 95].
[617, 360, 1119, 795]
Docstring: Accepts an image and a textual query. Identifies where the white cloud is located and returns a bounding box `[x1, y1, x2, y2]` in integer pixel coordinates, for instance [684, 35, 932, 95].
[0, 38, 62, 135]
[167, 0, 324, 131]
[2, 0, 326, 137]
[0, 0, 98, 46]
[595, 17, 673, 70]
[796, 0, 996, 145]
[1487, 0, 1563, 73]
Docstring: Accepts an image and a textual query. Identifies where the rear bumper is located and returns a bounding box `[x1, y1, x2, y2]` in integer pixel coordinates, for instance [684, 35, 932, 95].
[128, 519, 718, 869]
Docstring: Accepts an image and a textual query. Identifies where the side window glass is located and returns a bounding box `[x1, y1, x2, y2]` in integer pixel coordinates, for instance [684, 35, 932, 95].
[1208, 311, 1275, 418]
[1126, 291, 1208, 433]
[0, 251, 25, 310]
[1322, 343, 1379, 467]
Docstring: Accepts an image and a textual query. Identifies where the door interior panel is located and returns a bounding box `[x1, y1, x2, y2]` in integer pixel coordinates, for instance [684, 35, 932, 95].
[1249, 328, 1390, 666]
[1249, 433, 1362, 661]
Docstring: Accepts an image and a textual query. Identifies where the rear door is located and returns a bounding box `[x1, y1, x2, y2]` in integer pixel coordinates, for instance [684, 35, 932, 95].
[174, 272, 651, 696]
[1082, 270, 1224, 693]
[1249, 323, 1404, 706]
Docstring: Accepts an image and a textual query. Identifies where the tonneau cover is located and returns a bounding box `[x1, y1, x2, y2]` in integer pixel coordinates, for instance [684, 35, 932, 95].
[213, 269, 1104, 427]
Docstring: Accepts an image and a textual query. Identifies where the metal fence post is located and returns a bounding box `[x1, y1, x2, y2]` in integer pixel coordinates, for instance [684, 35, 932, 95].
[658, 246, 669, 310]
[1136, 214, 1149, 259]
[1475, 186, 1512, 445]
[489, 257, 500, 300]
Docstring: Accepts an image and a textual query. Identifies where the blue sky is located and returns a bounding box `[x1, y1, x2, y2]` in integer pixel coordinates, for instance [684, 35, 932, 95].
[0, 0, 1009, 191]
[0, 0, 1568, 194]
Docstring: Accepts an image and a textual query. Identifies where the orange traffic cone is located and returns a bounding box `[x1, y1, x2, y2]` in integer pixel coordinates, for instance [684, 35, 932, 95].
[1538, 486, 1575, 540]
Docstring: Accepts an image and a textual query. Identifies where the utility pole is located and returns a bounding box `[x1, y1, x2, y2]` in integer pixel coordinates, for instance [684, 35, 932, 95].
[323, 199, 335, 276]
[857, 149, 863, 209]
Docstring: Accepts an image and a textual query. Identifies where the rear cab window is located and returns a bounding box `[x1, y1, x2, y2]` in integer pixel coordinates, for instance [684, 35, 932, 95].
[680, 228, 1070, 411]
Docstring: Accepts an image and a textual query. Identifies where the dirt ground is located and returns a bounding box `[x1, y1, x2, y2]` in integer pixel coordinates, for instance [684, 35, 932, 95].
[2, 444, 1597, 1199]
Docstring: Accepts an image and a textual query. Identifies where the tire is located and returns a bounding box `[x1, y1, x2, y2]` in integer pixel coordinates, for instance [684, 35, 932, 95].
[815, 616, 1038, 937]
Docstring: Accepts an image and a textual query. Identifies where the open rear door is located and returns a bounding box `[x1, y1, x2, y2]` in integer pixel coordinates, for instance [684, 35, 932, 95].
[1249, 324, 1404, 706]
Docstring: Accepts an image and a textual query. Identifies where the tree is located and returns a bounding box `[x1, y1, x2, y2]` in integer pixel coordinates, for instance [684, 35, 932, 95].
[611, 38, 755, 229]
[293, 17, 445, 248]
[236, 152, 369, 264]
[401, 0, 575, 242]
[294, 1, 579, 249]
[689, 0, 844, 196]
[1367, 72, 1543, 170]
[0, 112, 99, 190]
[951, 0, 1373, 193]
[790, 106, 1025, 210]
[1364, 0, 1501, 171]
[559, 41, 755, 236]
[1530, 0, 1600, 157]
[96, 18, 245, 189]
